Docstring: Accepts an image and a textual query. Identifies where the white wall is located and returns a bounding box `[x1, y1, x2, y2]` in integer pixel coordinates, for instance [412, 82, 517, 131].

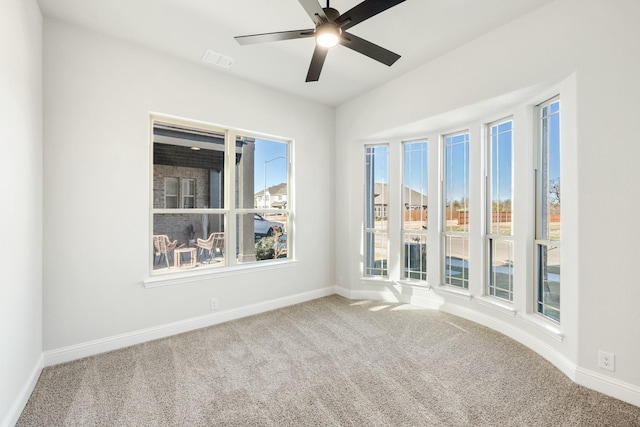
[0, 0, 43, 425]
[335, 0, 640, 405]
[42, 20, 335, 352]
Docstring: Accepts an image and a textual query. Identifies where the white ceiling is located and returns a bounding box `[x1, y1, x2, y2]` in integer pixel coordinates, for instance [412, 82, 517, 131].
[37, 0, 554, 106]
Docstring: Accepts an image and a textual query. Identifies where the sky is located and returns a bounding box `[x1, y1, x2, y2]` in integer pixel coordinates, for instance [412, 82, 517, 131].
[404, 112, 561, 205]
[253, 103, 559, 198]
[491, 121, 513, 203]
[254, 138, 288, 192]
[546, 102, 561, 183]
[404, 141, 428, 194]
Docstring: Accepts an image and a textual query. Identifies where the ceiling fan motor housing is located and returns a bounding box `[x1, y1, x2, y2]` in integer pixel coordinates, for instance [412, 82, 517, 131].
[322, 7, 340, 22]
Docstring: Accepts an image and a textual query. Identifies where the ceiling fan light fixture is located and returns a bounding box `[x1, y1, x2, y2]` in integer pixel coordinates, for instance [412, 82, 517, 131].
[315, 23, 340, 48]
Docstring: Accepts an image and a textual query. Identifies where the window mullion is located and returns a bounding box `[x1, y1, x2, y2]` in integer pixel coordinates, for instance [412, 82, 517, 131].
[226, 130, 237, 267]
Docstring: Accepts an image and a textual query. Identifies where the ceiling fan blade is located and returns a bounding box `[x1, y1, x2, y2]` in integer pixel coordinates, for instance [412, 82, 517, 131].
[306, 45, 329, 82]
[298, 0, 328, 25]
[340, 32, 400, 66]
[235, 29, 314, 45]
[336, 0, 406, 31]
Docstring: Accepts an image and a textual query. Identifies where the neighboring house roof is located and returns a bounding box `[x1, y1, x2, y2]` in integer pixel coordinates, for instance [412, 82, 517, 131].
[373, 183, 427, 207]
[255, 183, 287, 198]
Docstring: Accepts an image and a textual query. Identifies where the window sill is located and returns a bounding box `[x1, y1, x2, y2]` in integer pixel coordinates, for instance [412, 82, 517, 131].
[396, 279, 430, 289]
[433, 285, 473, 301]
[518, 313, 564, 342]
[475, 296, 517, 317]
[360, 276, 393, 286]
[144, 259, 299, 288]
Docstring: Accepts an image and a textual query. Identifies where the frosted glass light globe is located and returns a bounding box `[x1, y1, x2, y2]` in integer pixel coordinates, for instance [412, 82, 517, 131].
[316, 24, 340, 48]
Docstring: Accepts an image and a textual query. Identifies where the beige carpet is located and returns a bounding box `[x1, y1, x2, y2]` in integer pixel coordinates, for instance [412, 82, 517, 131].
[17, 295, 640, 426]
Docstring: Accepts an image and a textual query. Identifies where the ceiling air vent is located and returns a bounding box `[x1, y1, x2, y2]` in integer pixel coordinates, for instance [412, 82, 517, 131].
[202, 49, 235, 69]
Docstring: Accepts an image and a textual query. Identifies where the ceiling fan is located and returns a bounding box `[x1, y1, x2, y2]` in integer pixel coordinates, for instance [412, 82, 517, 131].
[234, 0, 406, 82]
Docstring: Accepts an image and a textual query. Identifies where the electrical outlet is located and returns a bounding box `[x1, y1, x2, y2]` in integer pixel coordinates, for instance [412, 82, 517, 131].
[210, 298, 219, 311]
[598, 351, 615, 372]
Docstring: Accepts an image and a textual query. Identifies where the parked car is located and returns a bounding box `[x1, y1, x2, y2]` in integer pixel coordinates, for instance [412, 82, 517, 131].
[254, 213, 283, 238]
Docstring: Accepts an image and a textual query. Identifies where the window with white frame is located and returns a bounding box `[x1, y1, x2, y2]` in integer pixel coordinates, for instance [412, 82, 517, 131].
[402, 140, 428, 281]
[486, 119, 514, 301]
[151, 118, 292, 275]
[181, 178, 195, 208]
[364, 145, 389, 277]
[164, 177, 179, 208]
[535, 97, 561, 321]
[442, 132, 470, 289]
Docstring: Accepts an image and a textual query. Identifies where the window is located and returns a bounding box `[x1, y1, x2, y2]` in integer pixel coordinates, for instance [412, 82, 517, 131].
[442, 132, 470, 289]
[402, 140, 428, 281]
[535, 97, 561, 322]
[364, 145, 388, 277]
[164, 177, 178, 208]
[151, 118, 292, 275]
[163, 177, 196, 209]
[181, 179, 195, 208]
[486, 119, 514, 301]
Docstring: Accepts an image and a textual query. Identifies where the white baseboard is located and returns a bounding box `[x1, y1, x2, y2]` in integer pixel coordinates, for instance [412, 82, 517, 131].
[44, 286, 335, 367]
[1, 354, 43, 427]
[437, 301, 577, 381]
[339, 284, 640, 408]
[39, 284, 640, 410]
[335, 286, 403, 302]
[576, 367, 640, 408]
[342, 285, 576, 376]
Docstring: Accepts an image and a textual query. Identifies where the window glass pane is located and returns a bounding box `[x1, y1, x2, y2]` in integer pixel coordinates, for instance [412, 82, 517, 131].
[402, 140, 428, 280]
[490, 120, 513, 236]
[541, 101, 561, 241]
[486, 120, 514, 301]
[443, 132, 470, 289]
[537, 98, 560, 320]
[445, 133, 470, 232]
[488, 238, 513, 301]
[403, 141, 428, 230]
[404, 234, 426, 280]
[444, 235, 469, 289]
[365, 145, 388, 276]
[237, 138, 288, 210]
[365, 146, 389, 229]
[153, 122, 226, 209]
[237, 212, 289, 264]
[365, 231, 388, 276]
[537, 244, 560, 322]
[152, 213, 225, 272]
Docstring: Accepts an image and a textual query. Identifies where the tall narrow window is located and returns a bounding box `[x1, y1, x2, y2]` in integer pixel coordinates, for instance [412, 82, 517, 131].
[486, 119, 514, 301]
[364, 145, 388, 276]
[402, 140, 428, 281]
[536, 97, 561, 322]
[443, 132, 470, 289]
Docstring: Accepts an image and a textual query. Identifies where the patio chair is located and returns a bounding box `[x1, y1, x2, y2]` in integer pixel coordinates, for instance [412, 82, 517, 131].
[153, 235, 178, 268]
[196, 232, 224, 262]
